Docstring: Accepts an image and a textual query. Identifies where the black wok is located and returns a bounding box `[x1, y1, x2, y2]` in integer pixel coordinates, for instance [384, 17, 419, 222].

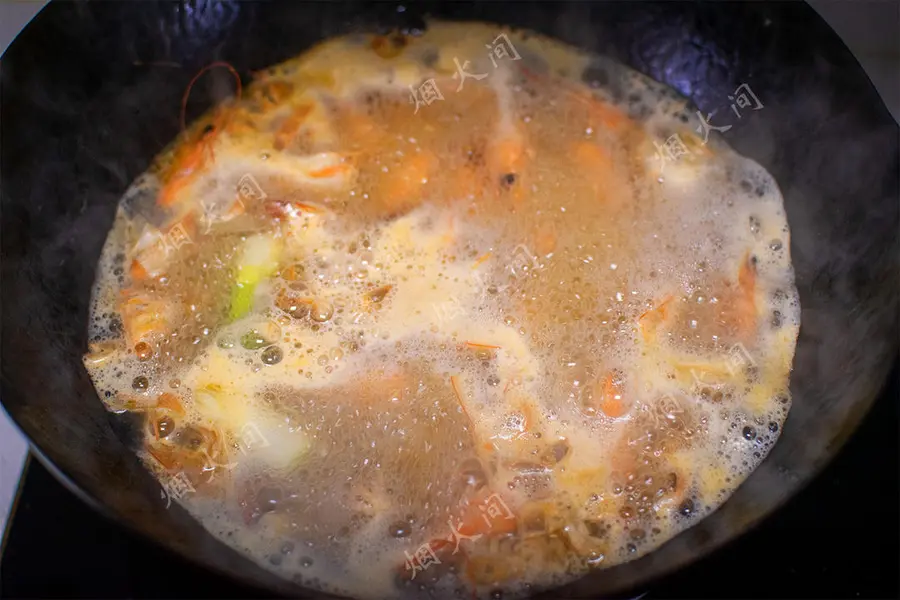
[2, 2, 897, 598]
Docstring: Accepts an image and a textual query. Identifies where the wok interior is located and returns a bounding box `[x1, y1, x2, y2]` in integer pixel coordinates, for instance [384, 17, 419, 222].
[1, 2, 897, 598]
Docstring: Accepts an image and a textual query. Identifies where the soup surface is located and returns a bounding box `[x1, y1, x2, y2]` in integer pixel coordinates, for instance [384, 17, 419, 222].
[85, 22, 799, 600]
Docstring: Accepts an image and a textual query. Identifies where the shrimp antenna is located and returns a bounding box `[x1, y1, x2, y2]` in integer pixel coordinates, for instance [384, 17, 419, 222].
[180, 61, 243, 132]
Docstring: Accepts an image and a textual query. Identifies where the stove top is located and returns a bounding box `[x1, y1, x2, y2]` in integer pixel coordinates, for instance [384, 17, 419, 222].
[2, 368, 897, 599]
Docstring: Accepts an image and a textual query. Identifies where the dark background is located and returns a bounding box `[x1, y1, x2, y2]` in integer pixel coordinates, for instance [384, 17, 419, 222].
[2, 365, 897, 599]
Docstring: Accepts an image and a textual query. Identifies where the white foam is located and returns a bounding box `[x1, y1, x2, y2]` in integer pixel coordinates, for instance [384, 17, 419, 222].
[84, 21, 800, 600]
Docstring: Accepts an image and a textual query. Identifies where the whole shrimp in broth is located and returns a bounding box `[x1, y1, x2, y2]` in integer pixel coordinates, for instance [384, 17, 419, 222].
[84, 21, 799, 600]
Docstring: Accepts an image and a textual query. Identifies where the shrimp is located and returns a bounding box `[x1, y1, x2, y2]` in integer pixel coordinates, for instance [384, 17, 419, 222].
[158, 62, 243, 208]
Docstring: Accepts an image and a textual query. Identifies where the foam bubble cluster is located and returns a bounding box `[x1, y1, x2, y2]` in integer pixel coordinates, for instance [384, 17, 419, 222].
[83, 21, 799, 600]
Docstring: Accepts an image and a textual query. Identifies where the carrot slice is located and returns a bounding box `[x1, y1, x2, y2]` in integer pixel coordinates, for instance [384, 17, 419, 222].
[638, 294, 674, 342]
[472, 252, 492, 268]
[717, 251, 759, 341]
[455, 491, 518, 537]
[450, 375, 474, 427]
[362, 284, 393, 308]
[598, 373, 627, 418]
[308, 163, 351, 179]
[147, 446, 181, 471]
[465, 342, 502, 350]
[130, 258, 149, 281]
[156, 392, 186, 416]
